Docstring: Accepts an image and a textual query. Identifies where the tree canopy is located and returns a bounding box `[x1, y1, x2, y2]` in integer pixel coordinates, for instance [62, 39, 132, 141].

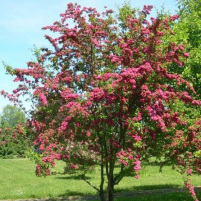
[1, 3, 201, 201]
[0, 105, 26, 128]
[172, 0, 201, 98]
[0, 105, 27, 158]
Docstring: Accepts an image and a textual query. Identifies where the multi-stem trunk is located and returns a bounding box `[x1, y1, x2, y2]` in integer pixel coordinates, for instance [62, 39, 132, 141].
[98, 163, 115, 201]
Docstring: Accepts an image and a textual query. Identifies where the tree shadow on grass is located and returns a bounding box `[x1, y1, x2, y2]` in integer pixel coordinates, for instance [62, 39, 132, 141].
[56, 175, 91, 180]
[56, 191, 98, 201]
[55, 184, 182, 200]
[115, 184, 181, 193]
[36, 187, 201, 201]
[27, 191, 95, 201]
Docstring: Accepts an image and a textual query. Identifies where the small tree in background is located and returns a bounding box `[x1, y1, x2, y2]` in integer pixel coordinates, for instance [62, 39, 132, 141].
[0, 124, 27, 158]
[0, 105, 26, 128]
[1, 3, 201, 201]
[0, 105, 27, 158]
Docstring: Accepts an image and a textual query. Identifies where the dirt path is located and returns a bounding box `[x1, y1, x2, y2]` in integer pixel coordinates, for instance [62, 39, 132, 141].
[2, 187, 201, 201]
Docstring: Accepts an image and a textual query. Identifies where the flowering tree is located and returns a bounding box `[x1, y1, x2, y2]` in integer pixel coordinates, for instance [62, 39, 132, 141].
[1, 3, 201, 201]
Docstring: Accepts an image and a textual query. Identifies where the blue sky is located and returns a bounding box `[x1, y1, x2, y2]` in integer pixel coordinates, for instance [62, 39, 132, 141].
[0, 0, 178, 113]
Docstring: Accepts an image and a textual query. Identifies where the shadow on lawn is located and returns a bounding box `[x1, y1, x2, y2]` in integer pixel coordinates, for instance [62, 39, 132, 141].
[54, 186, 201, 201]
[56, 190, 98, 201]
[51, 188, 95, 198]
[56, 175, 91, 180]
[56, 184, 181, 199]
[115, 184, 180, 192]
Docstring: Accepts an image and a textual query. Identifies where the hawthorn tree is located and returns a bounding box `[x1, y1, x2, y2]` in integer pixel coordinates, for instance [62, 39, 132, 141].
[1, 3, 201, 201]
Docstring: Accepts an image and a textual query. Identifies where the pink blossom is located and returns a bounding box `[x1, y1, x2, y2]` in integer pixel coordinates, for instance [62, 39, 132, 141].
[135, 174, 140, 179]
[39, 93, 47, 105]
[56, 154, 61, 160]
[184, 53, 190, 57]
[187, 169, 192, 176]
[122, 160, 128, 166]
[86, 131, 91, 137]
[92, 38, 101, 47]
[133, 160, 141, 172]
[143, 5, 153, 14]
[132, 135, 141, 142]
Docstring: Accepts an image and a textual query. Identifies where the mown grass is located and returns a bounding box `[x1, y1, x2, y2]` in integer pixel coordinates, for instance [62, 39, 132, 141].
[0, 158, 201, 200]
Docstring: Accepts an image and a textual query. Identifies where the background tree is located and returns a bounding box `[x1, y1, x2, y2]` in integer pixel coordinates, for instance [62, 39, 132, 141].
[0, 105, 26, 128]
[0, 105, 27, 158]
[156, 0, 201, 154]
[1, 3, 201, 201]
[171, 0, 201, 98]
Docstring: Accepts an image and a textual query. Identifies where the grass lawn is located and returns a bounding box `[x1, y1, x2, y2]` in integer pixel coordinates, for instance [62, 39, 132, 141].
[0, 158, 201, 200]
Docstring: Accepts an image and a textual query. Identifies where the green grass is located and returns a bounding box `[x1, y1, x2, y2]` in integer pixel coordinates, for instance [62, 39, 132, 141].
[0, 158, 201, 200]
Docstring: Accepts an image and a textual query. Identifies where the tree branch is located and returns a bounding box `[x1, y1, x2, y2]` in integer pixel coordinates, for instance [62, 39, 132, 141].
[82, 175, 100, 192]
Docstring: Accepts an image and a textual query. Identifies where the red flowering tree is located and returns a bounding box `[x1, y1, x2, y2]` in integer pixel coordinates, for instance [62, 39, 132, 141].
[2, 3, 201, 201]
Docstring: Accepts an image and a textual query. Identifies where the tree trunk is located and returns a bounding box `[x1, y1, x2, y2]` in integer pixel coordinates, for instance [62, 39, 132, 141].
[107, 181, 114, 201]
[99, 162, 106, 201]
[107, 161, 114, 201]
[99, 190, 106, 201]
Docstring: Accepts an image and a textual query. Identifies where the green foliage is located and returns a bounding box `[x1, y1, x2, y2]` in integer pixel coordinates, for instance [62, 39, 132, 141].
[0, 126, 28, 158]
[172, 0, 201, 98]
[0, 105, 26, 128]
[117, 1, 139, 29]
[0, 105, 27, 158]
[160, 0, 201, 150]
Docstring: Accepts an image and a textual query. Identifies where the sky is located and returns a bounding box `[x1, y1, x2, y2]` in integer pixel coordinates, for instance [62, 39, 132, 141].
[0, 0, 178, 113]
